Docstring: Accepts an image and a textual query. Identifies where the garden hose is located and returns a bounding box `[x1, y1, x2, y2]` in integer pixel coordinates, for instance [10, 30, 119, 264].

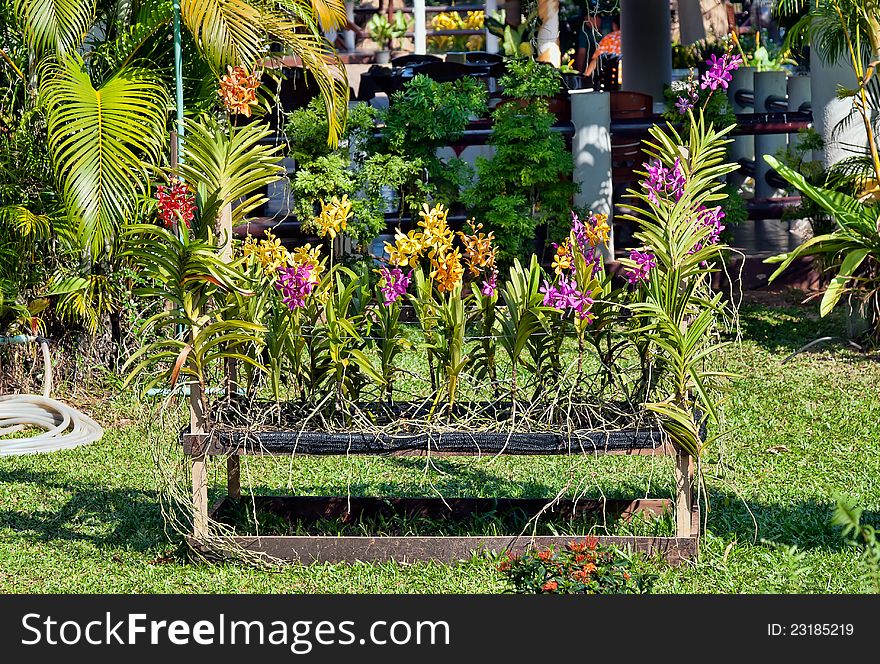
[0, 335, 104, 456]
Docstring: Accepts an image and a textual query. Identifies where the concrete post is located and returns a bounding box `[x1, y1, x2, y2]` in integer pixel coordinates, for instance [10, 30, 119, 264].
[537, 0, 561, 66]
[810, 47, 866, 168]
[677, 0, 706, 44]
[728, 65, 755, 188]
[344, 1, 356, 52]
[754, 70, 787, 198]
[787, 74, 811, 151]
[620, 0, 672, 106]
[414, 0, 426, 55]
[485, 0, 499, 54]
[571, 90, 614, 259]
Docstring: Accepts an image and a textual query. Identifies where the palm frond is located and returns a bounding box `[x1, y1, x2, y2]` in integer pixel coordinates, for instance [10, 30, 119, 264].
[278, 0, 346, 31]
[180, 0, 266, 71]
[14, 0, 95, 55]
[262, 9, 348, 146]
[177, 116, 285, 232]
[87, 1, 174, 76]
[40, 52, 167, 258]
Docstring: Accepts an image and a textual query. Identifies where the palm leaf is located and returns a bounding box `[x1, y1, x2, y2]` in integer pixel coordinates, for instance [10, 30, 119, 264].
[15, 0, 95, 55]
[263, 10, 348, 146]
[180, 0, 265, 71]
[279, 0, 346, 31]
[40, 53, 167, 258]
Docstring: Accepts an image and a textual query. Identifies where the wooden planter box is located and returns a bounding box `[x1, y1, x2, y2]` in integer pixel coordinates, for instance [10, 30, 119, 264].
[183, 420, 699, 565]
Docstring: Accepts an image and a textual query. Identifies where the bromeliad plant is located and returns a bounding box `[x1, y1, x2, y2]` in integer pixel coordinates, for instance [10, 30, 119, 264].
[121, 223, 266, 405]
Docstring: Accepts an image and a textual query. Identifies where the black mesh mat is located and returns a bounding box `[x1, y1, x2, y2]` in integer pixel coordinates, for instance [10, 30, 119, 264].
[213, 427, 665, 455]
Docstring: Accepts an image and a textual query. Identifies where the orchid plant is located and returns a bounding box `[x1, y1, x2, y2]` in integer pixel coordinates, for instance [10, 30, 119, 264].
[620, 56, 741, 456]
[127, 59, 740, 445]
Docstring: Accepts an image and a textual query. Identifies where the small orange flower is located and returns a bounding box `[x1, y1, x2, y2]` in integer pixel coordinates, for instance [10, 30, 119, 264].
[541, 580, 559, 592]
[572, 568, 592, 583]
[552, 240, 572, 275]
[459, 222, 496, 277]
[219, 65, 261, 117]
[430, 247, 464, 293]
[584, 213, 611, 247]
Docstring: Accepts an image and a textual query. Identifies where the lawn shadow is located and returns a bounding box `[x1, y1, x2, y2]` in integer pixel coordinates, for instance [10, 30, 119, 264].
[2, 466, 875, 557]
[704, 488, 880, 552]
[733, 303, 850, 354]
[0, 467, 167, 552]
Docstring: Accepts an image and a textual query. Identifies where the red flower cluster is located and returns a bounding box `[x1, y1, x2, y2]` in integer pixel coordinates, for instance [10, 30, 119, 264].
[156, 178, 196, 229]
[497, 537, 644, 595]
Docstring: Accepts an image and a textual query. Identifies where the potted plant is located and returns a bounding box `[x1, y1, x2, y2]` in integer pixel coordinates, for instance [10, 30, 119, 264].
[367, 13, 394, 64]
[390, 10, 412, 52]
[559, 60, 589, 91]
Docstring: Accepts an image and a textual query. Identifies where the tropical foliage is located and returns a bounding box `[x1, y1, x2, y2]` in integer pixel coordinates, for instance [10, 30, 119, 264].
[1, 0, 348, 341]
[767, 0, 880, 341]
[468, 61, 576, 262]
[621, 118, 738, 457]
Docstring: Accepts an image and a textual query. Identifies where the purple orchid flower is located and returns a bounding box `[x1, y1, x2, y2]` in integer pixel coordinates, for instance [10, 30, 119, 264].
[378, 266, 412, 305]
[276, 263, 317, 309]
[700, 53, 742, 92]
[626, 250, 657, 285]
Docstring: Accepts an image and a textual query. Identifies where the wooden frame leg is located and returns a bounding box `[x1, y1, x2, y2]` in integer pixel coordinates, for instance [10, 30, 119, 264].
[227, 456, 241, 499]
[192, 454, 209, 538]
[674, 448, 694, 538]
[190, 377, 209, 539]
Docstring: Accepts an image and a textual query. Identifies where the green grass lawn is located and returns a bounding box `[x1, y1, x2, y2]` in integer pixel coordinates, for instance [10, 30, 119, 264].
[1, 300, 878, 593]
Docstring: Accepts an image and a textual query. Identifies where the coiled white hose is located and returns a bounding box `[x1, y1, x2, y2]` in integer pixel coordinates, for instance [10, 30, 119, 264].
[0, 338, 104, 456]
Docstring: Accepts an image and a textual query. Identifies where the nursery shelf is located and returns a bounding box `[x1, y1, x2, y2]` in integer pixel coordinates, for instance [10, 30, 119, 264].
[183, 422, 699, 566]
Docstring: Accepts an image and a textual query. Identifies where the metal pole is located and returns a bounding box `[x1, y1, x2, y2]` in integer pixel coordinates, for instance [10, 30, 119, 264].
[172, 0, 185, 164]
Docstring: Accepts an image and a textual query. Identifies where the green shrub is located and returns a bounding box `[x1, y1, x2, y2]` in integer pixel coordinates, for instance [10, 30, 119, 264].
[468, 98, 576, 263]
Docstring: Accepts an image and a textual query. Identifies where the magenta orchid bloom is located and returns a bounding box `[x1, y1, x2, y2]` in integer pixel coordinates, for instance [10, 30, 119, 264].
[700, 53, 742, 92]
[378, 266, 412, 305]
[626, 250, 657, 285]
[276, 263, 317, 309]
